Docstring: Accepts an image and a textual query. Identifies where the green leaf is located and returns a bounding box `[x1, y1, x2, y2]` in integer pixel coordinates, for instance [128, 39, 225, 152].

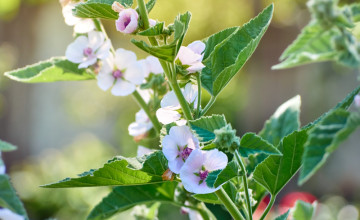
[350, 3, 360, 22]
[299, 110, 360, 185]
[193, 182, 237, 205]
[238, 133, 281, 157]
[259, 95, 301, 146]
[42, 151, 168, 188]
[206, 161, 238, 188]
[87, 182, 177, 220]
[74, 0, 133, 20]
[253, 130, 308, 196]
[0, 140, 17, 152]
[272, 21, 343, 69]
[137, 22, 164, 36]
[292, 200, 317, 220]
[275, 210, 290, 220]
[131, 39, 177, 62]
[201, 4, 273, 97]
[0, 175, 28, 219]
[4, 57, 95, 83]
[174, 11, 191, 54]
[189, 115, 227, 142]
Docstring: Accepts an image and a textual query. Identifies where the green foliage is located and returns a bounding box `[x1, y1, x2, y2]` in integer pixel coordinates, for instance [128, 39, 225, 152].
[206, 161, 238, 188]
[189, 115, 227, 142]
[201, 4, 273, 97]
[350, 3, 360, 22]
[87, 182, 177, 220]
[274, 210, 290, 220]
[253, 130, 308, 196]
[0, 175, 28, 219]
[42, 151, 168, 188]
[238, 133, 281, 157]
[0, 140, 17, 152]
[4, 57, 95, 83]
[137, 22, 165, 36]
[74, 0, 133, 20]
[299, 110, 360, 185]
[292, 200, 317, 220]
[193, 182, 237, 205]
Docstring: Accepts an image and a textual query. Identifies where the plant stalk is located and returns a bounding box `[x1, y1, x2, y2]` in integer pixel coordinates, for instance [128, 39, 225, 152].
[235, 151, 253, 220]
[259, 195, 276, 220]
[196, 73, 202, 118]
[215, 187, 245, 220]
[201, 96, 216, 116]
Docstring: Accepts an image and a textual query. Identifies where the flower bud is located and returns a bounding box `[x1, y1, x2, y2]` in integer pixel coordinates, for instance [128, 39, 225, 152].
[213, 124, 240, 153]
[112, 2, 125, 13]
[115, 8, 139, 34]
[162, 169, 175, 181]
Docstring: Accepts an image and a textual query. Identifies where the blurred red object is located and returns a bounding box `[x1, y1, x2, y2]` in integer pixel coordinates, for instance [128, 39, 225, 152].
[279, 192, 317, 214]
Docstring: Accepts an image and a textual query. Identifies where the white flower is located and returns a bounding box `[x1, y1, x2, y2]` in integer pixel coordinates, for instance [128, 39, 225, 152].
[156, 83, 198, 125]
[97, 48, 145, 96]
[62, 3, 95, 33]
[65, 31, 111, 68]
[137, 145, 154, 157]
[181, 202, 204, 220]
[180, 149, 228, 194]
[162, 126, 200, 174]
[128, 109, 153, 136]
[0, 152, 5, 175]
[115, 8, 139, 34]
[177, 41, 206, 73]
[0, 208, 25, 220]
[355, 94, 360, 107]
[139, 56, 164, 77]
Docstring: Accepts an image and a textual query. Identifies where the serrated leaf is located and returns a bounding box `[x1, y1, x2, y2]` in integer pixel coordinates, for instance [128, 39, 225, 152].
[131, 39, 177, 62]
[238, 133, 281, 157]
[299, 110, 360, 185]
[87, 182, 177, 220]
[292, 200, 317, 220]
[193, 182, 237, 205]
[0, 175, 28, 219]
[137, 22, 164, 36]
[253, 130, 308, 196]
[145, 0, 156, 13]
[206, 161, 238, 188]
[174, 12, 191, 54]
[275, 210, 290, 220]
[4, 57, 95, 83]
[0, 140, 17, 152]
[74, 0, 133, 20]
[201, 4, 273, 97]
[42, 151, 168, 188]
[189, 115, 227, 142]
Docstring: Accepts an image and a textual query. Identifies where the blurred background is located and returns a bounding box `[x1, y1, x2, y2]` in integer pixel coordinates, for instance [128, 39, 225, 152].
[0, 0, 359, 219]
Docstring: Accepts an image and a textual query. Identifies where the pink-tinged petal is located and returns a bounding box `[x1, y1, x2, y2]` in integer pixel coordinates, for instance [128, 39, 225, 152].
[111, 79, 136, 96]
[95, 40, 111, 60]
[179, 149, 204, 192]
[169, 126, 194, 148]
[203, 149, 228, 171]
[149, 19, 157, 27]
[177, 46, 202, 65]
[183, 83, 198, 104]
[74, 19, 95, 33]
[161, 91, 180, 109]
[146, 56, 163, 74]
[187, 40, 206, 55]
[88, 31, 105, 51]
[137, 146, 154, 157]
[162, 135, 179, 160]
[187, 62, 205, 73]
[97, 73, 115, 91]
[168, 157, 185, 174]
[78, 57, 97, 68]
[116, 9, 139, 34]
[156, 108, 181, 124]
[114, 48, 137, 70]
[355, 95, 360, 107]
[124, 62, 145, 85]
[99, 54, 115, 75]
[65, 36, 88, 63]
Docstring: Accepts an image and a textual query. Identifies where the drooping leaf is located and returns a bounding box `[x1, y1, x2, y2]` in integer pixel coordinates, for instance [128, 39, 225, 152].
[275, 210, 290, 220]
[137, 22, 164, 36]
[0, 175, 28, 219]
[189, 115, 227, 142]
[292, 200, 317, 220]
[299, 110, 360, 185]
[0, 140, 17, 152]
[206, 161, 238, 188]
[201, 4, 273, 97]
[74, 0, 133, 20]
[4, 57, 95, 83]
[42, 151, 168, 188]
[238, 133, 281, 157]
[131, 39, 177, 62]
[87, 182, 177, 220]
[253, 130, 308, 196]
[193, 182, 237, 205]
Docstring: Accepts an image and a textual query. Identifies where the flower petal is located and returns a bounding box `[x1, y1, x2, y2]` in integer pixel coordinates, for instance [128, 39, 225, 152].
[146, 56, 163, 74]
[88, 31, 105, 51]
[124, 62, 145, 85]
[97, 73, 115, 91]
[169, 125, 196, 148]
[111, 79, 136, 96]
[62, 4, 81, 26]
[78, 57, 97, 69]
[187, 62, 205, 73]
[156, 108, 181, 124]
[203, 149, 228, 171]
[114, 48, 137, 70]
[161, 91, 180, 109]
[183, 83, 198, 104]
[162, 135, 179, 160]
[74, 19, 95, 33]
[187, 40, 206, 55]
[177, 46, 202, 65]
[95, 39, 111, 60]
[65, 36, 88, 63]
[137, 145, 154, 157]
[168, 157, 185, 174]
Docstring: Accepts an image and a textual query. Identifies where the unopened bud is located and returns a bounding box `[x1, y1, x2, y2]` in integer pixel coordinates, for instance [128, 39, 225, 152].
[162, 169, 175, 181]
[213, 124, 240, 153]
[112, 2, 125, 13]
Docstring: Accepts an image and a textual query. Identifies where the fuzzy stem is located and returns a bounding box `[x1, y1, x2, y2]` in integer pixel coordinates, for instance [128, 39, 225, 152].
[195, 73, 202, 118]
[234, 151, 253, 220]
[215, 187, 245, 220]
[259, 195, 276, 220]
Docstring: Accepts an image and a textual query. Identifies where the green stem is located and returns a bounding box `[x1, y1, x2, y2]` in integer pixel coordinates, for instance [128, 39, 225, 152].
[235, 151, 253, 220]
[201, 96, 216, 116]
[215, 187, 245, 220]
[137, 0, 158, 46]
[195, 73, 202, 118]
[259, 195, 276, 220]
[132, 90, 162, 134]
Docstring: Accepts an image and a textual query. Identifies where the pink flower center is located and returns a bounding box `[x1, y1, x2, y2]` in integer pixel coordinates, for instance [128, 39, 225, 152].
[83, 47, 93, 57]
[180, 147, 192, 161]
[112, 70, 123, 79]
[199, 170, 209, 181]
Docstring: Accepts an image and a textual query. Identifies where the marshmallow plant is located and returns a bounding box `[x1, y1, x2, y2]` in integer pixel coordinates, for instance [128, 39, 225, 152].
[4, 0, 360, 219]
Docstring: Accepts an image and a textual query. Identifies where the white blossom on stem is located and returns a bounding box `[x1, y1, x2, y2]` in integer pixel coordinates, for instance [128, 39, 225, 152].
[177, 41, 206, 73]
[355, 94, 360, 107]
[128, 109, 153, 137]
[65, 31, 111, 68]
[62, 3, 95, 33]
[0, 209, 24, 220]
[116, 8, 139, 34]
[139, 56, 164, 77]
[162, 126, 200, 174]
[156, 83, 198, 125]
[180, 149, 228, 194]
[97, 48, 145, 96]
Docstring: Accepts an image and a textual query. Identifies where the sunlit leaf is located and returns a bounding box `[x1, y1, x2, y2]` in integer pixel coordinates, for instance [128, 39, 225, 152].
[189, 115, 227, 142]
[74, 0, 133, 20]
